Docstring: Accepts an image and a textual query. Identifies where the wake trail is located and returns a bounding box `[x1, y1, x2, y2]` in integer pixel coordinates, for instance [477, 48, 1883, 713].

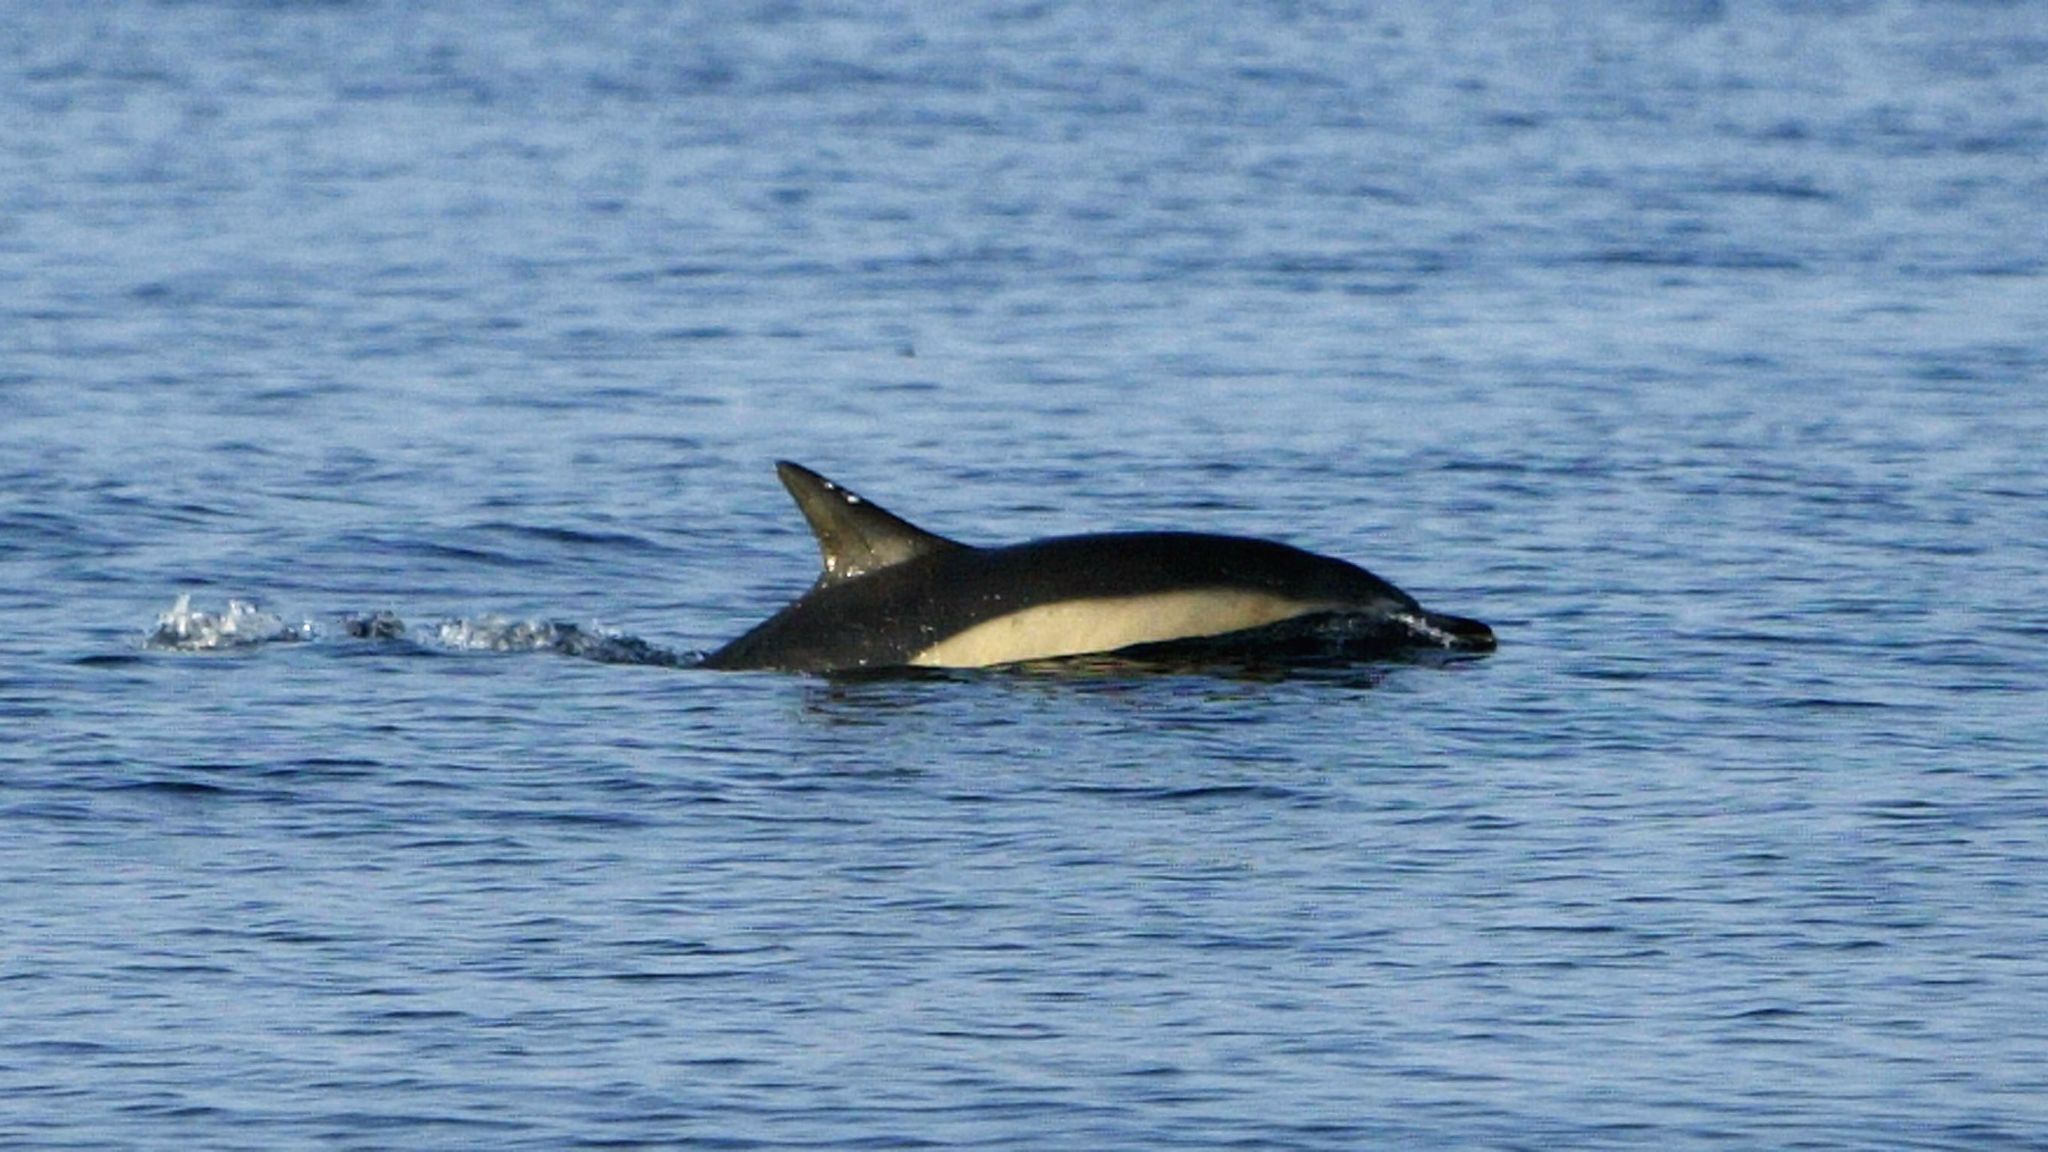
[144, 594, 697, 667]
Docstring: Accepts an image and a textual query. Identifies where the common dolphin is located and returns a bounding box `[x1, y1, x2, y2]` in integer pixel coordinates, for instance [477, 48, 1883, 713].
[701, 461, 1495, 674]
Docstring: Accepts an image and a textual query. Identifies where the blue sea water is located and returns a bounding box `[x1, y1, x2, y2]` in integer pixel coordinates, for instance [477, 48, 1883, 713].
[4, 1, 2048, 1148]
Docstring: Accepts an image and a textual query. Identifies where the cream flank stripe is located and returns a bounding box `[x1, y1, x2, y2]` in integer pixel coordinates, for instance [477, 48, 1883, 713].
[908, 589, 1339, 668]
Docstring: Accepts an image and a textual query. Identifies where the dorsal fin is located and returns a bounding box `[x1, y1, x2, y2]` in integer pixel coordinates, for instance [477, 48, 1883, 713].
[774, 461, 966, 585]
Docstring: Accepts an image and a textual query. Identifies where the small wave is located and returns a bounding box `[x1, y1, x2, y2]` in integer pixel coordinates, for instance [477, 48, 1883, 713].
[146, 594, 316, 651]
[143, 595, 691, 666]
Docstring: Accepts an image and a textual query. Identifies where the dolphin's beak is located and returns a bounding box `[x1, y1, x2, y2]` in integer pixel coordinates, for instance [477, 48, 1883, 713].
[1401, 610, 1497, 652]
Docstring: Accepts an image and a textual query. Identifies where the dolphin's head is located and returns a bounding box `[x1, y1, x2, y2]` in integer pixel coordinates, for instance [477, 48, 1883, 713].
[1192, 542, 1498, 661]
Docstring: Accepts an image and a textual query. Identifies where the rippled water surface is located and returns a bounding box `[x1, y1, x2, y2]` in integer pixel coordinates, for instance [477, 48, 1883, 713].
[5, 2, 2047, 1149]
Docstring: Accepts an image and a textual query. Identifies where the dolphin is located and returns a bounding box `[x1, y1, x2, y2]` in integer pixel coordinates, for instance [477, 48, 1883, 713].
[700, 462, 1495, 674]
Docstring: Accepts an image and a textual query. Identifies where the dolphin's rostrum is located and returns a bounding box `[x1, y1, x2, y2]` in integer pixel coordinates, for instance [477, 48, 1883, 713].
[701, 462, 1495, 674]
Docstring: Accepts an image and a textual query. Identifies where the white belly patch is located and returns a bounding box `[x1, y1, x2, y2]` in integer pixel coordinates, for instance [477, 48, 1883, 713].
[909, 589, 1333, 668]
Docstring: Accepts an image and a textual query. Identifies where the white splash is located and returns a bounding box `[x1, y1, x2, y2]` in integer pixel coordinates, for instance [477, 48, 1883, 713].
[1392, 611, 1459, 648]
[147, 594, 316, 650]
[433, 615, 565, 652]
[431, 615, 688, 665]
